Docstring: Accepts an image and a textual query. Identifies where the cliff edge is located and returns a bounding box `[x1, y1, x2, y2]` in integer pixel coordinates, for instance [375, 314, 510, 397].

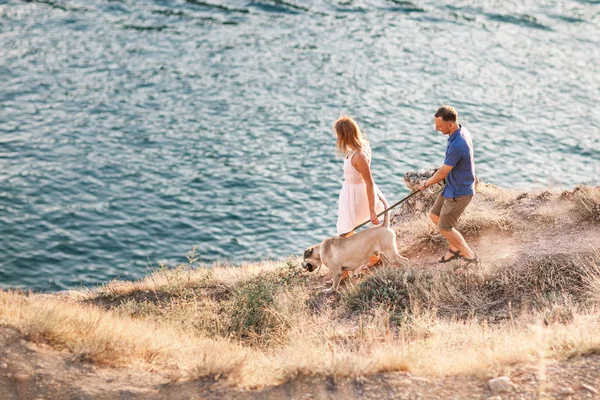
[1, 177, 599, 399]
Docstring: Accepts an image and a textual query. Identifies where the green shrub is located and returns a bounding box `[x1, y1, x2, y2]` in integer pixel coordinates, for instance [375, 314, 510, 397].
[343, 268, 433, 323]
[225, 260, 308, 344]
[227, 277, 279, 339]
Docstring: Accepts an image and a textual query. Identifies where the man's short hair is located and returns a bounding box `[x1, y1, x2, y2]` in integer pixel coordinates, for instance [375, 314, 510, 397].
[435, 105, 458, 122]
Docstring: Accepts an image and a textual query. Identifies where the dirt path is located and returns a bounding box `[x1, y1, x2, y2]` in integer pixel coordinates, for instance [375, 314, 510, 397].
[408, 224, 600, 273]
[392, 182, 600, 273]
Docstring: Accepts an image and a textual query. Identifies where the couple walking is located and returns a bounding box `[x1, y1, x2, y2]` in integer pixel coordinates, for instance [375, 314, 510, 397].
[334, 105, 480, 268]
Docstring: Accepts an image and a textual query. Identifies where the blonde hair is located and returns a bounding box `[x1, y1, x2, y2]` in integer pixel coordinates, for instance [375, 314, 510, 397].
[333, 116, 371, 157]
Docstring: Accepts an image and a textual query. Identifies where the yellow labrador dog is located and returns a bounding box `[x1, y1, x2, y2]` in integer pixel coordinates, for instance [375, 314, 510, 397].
[302, 205, 409, 293]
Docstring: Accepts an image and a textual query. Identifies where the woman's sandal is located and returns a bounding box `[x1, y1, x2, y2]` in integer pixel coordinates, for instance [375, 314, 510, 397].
[438, 249, 462, 263]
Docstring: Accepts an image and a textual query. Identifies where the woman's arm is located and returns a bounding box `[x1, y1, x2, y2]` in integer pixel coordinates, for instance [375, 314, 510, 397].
[352, 151, 380, 225]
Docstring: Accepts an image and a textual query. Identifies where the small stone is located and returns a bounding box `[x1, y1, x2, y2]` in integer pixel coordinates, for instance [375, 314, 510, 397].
[560, 387, 575, 395]
[56, 290, 85, 299]
[0, 363, 7, 368]
[487, 396, 502, 400]
[581, 384, 598, 394]
[411, 377, 430, 383]
[488, 376, 512, 393]
[14, 372, 31, 382]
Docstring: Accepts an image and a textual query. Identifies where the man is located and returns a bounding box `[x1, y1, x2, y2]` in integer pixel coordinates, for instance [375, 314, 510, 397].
[418, 105, 480, 266]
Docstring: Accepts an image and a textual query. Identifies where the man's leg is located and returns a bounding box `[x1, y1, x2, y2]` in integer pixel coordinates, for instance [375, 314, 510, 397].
[429, 212, 460, 254]
[429, 195, 460, 259]
[437, 196, 476, 260]
[438, 227, 475, 259]
[429, 212, 439, 224]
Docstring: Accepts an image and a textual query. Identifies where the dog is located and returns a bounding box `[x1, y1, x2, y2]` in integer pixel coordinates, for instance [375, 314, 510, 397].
[302, 201, 409, 293]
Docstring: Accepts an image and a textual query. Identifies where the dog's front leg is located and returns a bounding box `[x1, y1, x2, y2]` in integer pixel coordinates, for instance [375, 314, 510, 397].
[324, 271, 343, 293]
[392, 253, 410, 268]
[382, 252, 409, 268]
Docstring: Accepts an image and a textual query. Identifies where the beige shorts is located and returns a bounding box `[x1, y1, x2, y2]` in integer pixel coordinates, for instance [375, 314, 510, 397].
[430, 194, 473, 231]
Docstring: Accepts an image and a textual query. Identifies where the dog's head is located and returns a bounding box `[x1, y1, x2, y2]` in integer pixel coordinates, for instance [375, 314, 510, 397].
[301, 245, 321, 272]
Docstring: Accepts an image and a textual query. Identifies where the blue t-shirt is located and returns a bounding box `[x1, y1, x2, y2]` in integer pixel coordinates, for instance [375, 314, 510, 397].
[443, 125, 475, 198]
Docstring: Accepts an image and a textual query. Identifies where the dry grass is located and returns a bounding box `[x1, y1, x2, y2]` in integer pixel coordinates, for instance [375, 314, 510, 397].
[343, 254, 591, 322]
[571, 186, 600, 222]
[96, 254, 286, 300]
[533, 203, 562, 224]
[0, 290, 248, 379]
[580, 251, 600, 306]
[396, 215, 446, 252]
[476, 182, 522, 207]
[92, 257, 309, 347]
[395, 206, 514, 255]
[2, 251, 600, 389]
[458, 207, 515, 236]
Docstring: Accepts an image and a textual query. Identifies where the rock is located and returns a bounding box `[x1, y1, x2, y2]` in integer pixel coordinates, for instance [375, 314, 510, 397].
[390, 169, 443, 224]
[560, 387, 575, 395]
[56, 290, 86, 300]
[14, 372, 31, 382]
[581, 383, 598, 394]
[488, 376, 512, 393]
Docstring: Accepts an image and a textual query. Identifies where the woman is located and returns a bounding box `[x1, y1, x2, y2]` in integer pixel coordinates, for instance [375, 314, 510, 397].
[334, 115, 387, 240]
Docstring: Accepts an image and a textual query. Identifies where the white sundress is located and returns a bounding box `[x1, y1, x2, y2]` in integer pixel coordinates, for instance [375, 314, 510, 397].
[336, 151, 386, 235]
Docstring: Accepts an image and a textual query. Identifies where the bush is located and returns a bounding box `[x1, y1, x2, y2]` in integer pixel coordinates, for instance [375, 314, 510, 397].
[227, 277, 278, 339]
[343, 254, 600, 325]
[572, 187, 600, 222]
[225, 259, 309, 345]
[343, 268, 433, 323]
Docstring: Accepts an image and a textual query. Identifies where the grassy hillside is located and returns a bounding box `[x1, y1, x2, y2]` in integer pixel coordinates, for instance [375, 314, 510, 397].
[1, 183, 599, 397]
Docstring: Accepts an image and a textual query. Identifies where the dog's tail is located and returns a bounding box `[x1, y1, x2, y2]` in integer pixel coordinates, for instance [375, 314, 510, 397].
[380, 193, 390, 228]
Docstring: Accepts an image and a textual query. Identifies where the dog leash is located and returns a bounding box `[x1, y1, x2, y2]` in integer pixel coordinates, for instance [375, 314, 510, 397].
[339, 187, 443, 237]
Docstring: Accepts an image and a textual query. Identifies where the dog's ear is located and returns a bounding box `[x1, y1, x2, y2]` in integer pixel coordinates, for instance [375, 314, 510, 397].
[303, 247, 313, 259]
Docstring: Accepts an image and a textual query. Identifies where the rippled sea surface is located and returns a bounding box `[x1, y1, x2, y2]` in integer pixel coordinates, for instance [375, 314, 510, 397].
[1, 0, 599, 291]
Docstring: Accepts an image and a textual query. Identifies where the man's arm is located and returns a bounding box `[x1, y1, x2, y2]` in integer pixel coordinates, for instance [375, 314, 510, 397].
[418, 164, 453, 191]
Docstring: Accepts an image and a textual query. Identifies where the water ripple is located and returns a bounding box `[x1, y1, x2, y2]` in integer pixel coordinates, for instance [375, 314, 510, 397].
[1, 0, 599, 291]
[485, 13, 553, 31]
